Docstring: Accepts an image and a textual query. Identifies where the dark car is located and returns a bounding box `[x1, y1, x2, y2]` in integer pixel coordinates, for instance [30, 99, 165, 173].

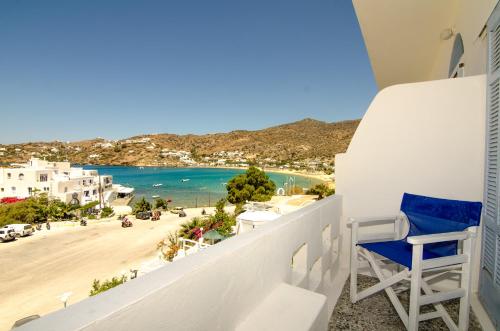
[136, 211, 152, 220]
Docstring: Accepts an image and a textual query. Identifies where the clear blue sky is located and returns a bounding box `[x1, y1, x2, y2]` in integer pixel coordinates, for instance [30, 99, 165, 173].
[0, 0, 376, 144]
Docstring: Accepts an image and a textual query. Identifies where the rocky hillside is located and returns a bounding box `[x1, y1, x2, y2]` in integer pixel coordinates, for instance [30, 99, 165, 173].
[0, 118, 360, 166]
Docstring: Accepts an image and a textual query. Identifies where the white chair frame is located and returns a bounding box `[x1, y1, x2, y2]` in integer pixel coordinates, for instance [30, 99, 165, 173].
[349, 216, 478, 331]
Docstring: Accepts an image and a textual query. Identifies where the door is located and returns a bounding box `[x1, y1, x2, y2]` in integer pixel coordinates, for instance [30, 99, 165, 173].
[481, 3, 500, 329]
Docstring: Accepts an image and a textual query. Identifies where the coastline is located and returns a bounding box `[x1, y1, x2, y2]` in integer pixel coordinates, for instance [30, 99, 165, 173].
[200, 165, 334, 187]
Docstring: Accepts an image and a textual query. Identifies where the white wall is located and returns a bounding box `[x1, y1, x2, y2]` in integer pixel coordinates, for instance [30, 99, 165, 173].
[336, 75, 486, 288]
[18, 196, 345, 331]
[429, 0, 497, 80]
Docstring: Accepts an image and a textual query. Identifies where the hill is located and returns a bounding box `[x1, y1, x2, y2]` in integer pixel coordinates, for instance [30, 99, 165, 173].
[0, 118, 360, 167]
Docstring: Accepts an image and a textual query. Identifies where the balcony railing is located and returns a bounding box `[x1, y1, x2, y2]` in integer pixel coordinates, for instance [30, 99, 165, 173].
[18, 195, 345, 331]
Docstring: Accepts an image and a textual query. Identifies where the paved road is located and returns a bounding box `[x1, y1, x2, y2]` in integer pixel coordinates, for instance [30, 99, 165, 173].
[0, 210, 200, 331]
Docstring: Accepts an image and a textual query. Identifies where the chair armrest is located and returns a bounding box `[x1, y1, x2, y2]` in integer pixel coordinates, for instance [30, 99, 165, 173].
[407, 231, 469, 245]
[348, 216, 398, 225]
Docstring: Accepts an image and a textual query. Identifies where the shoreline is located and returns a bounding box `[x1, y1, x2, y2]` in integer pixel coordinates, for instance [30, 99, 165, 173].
[196, 165, 334, 187]
[85, 163, 333, 185]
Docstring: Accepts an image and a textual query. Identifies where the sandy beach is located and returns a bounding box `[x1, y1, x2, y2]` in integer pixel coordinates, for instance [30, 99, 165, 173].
[0, 207, 213, 331]
[204, 165, 334, 187]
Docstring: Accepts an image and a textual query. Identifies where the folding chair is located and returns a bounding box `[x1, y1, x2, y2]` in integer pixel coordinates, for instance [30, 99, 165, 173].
[350, 193, 482, 331]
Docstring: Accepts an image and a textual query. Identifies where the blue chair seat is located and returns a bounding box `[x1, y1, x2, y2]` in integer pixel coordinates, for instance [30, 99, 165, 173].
[360, 240, 445, 269]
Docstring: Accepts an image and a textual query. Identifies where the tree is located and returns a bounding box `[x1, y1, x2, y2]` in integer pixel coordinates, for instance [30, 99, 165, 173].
[133, 197, 152, 215]
[305, 184, 334, 200]
[100, 206, 114, 218]
[179, 217, 207, 240]
[154, 198, 168, 210]
[207, 199, 235, 236]
[226, 166, 276, 204]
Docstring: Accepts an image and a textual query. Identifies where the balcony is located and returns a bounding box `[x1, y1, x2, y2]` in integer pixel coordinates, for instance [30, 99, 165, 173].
[17, 76, 494, 330]
[19, 195, 345, 330]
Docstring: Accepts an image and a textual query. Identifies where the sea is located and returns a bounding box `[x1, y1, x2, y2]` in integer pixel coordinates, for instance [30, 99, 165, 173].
[83, 166, 322, 207]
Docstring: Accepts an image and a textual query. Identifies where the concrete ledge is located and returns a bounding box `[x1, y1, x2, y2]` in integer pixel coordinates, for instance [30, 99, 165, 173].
[236, 283, 328, 331]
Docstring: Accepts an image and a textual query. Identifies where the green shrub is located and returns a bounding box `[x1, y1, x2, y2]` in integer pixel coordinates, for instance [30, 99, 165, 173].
[133, 197, 152, 215]
[154, 198, 168, 210]
[100, 206, 114, 218]
[89, 275, 127, 296]
[305, 184, 334, 200]
[226, 166, 276, 204]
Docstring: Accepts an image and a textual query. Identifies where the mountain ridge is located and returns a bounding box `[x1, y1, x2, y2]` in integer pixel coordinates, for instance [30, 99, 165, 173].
[0, 118, 360, 167]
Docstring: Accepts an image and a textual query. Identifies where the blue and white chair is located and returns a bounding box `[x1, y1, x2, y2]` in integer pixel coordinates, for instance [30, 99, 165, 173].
[350, 193, 482, 331]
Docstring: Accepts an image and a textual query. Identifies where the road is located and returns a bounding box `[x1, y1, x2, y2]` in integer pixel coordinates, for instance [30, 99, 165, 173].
[0, 209, 205, 331]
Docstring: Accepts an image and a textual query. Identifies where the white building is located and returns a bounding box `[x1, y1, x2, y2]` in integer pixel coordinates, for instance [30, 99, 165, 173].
[0, 158, 114, 205]
[16, 2, 500, 331]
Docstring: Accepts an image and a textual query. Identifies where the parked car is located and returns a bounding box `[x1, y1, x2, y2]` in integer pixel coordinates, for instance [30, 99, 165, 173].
[0, 228, 16, 242]
[4, 224, 34, 237]
[136, 211, 152, 220]
[170, 207, 184, 214]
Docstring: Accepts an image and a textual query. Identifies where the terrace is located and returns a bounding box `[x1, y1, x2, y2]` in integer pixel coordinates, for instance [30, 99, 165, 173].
[15, 1, 500, 331]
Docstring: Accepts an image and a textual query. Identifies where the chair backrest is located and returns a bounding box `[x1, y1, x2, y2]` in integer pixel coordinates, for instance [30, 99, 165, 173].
[401, 193, 482, 257]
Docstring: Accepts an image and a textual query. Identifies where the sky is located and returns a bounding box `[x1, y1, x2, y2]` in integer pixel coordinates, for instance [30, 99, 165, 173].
[0, 0, 377, 144]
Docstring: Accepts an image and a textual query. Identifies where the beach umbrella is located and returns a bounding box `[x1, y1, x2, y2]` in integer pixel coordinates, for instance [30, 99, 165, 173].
[203, 229, 225, 243]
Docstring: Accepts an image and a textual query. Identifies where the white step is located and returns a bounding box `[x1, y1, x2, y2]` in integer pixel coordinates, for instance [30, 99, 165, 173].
[236, 283, 328, 331]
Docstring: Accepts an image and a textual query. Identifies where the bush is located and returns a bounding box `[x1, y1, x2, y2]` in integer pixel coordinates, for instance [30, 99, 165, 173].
[100, 206, 114, 218]
[133, 197, 152, 215]
[179, 217, 208, 240]
[0, 199, 46, 227]
[178, 199, 236, 239]
[157, 231, 179, 262]
[89, 275, 127, 296]
[154, 198, 168, 210]
[226, 166, 276, 204]
[305, 184, 334, 200]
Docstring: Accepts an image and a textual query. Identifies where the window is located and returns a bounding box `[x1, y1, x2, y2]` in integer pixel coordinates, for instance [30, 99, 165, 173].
[7, 173, 11, 179]
[28, 187, 32, 195]
[11, 187, 16, 192]
[0, 188, 3, 192]
[93, 189, 97, 195]
[39, 174, 48, 182]
[64, 187, 68, 193]
[84, 191, 90, 197]
[18, 173, 24, 180]
[449, 33, 465, 78]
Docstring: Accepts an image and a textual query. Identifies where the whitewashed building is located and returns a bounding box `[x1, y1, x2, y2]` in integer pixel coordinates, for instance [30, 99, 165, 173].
[0, 158, 114, 205]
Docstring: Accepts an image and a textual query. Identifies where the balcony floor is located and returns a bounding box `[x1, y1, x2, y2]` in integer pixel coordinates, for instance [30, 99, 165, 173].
[329, 275, 483, 330]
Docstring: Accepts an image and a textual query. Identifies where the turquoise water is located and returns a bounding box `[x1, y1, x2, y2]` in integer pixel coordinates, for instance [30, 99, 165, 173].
[83, 166, 321, 207]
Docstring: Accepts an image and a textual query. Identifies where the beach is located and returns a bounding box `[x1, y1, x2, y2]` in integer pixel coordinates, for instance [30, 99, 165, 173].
[0, 207, 212, 331]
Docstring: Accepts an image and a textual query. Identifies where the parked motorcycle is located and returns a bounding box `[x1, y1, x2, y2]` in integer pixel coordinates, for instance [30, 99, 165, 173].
[80, 219, 87, 226]
[121, 217, 133, 228]
[46, 222, 51, 230]
[36, 224, 42, 231]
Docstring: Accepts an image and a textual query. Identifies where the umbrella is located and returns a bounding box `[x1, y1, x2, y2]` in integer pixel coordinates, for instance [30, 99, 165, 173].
[203, 229, 225, 243]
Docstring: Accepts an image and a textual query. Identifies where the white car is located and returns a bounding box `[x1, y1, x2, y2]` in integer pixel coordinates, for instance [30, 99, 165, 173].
[0, 228, 16, 242]
[3, 224, 33, 237]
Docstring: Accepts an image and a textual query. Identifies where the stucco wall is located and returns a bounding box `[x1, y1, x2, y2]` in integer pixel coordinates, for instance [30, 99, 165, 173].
[336, 75, 486, 288]
[18, 196, 346, 331]
[429, 0, 497, 80]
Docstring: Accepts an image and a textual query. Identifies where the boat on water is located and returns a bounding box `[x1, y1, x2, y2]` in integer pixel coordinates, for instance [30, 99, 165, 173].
[152, 183, 163, 187]
[152, 195, 160, 199]
[180, 179, 190, 182]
